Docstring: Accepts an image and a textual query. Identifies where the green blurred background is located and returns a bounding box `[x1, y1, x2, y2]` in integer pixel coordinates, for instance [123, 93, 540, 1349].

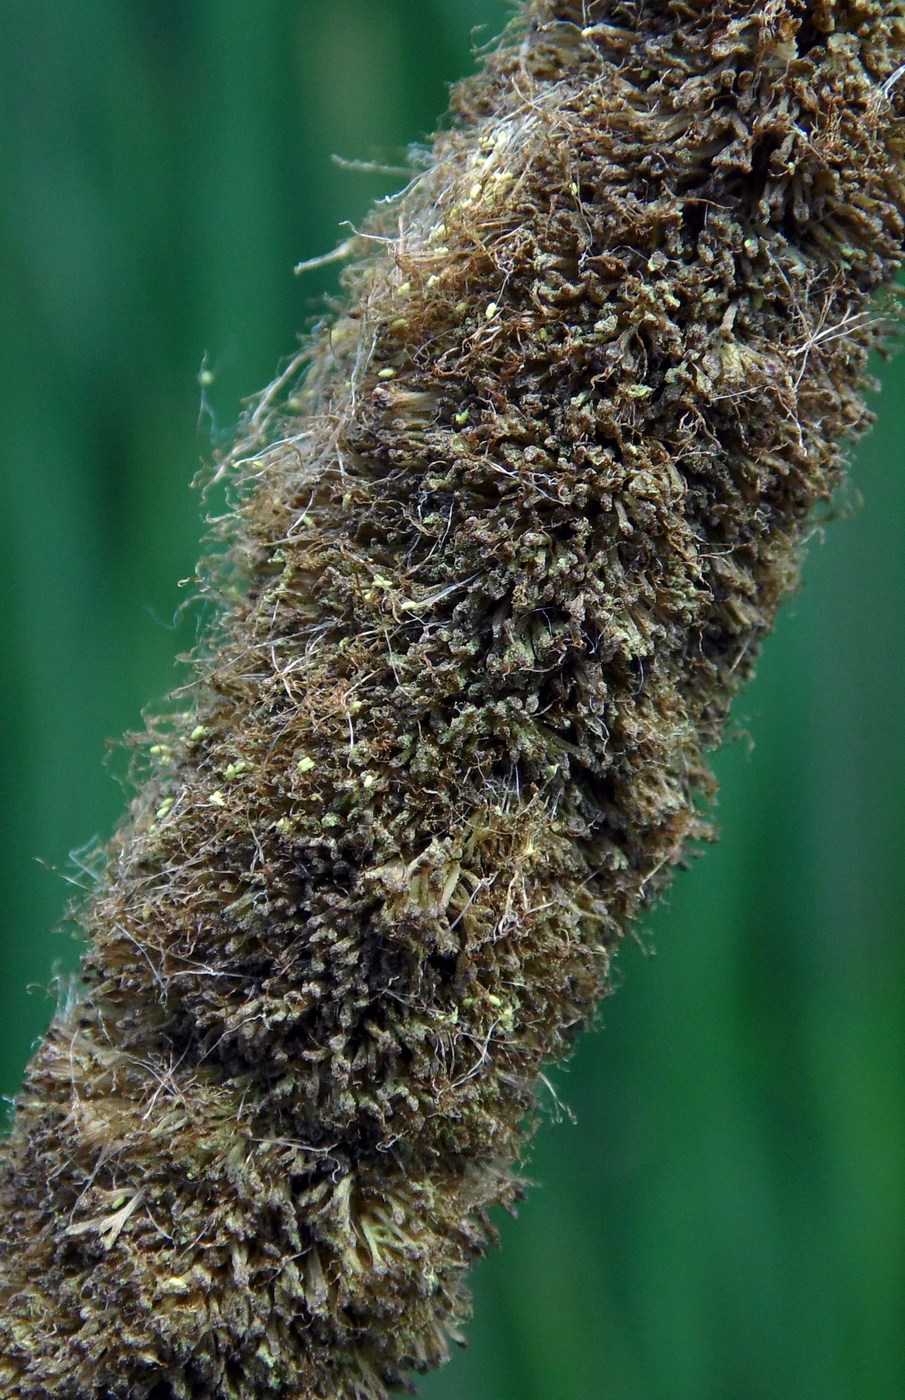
[1, 3, 903, 1397]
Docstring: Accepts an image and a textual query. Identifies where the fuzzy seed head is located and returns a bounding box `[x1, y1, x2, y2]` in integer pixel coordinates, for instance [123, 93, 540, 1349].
[2, 2, 905, 1397]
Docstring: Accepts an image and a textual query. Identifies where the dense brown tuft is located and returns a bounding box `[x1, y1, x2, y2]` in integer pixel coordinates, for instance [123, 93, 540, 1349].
[2, 1, 905, 1396]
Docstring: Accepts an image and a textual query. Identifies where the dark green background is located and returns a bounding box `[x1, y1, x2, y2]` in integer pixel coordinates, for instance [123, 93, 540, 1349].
[1, 4, 903, 1397]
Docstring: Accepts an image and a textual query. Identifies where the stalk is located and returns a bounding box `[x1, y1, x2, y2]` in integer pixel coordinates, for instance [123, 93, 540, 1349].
[2, 2, 904, 1396]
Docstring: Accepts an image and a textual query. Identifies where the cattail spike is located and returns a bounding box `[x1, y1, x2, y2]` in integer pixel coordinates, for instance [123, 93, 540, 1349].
[2, 2, 904, 1395]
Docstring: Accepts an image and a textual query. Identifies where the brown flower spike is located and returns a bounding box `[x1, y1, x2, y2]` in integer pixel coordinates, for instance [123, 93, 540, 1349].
[2, 0, 904, 1395]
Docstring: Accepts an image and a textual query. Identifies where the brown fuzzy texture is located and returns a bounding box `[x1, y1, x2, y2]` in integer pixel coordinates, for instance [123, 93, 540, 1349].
[2, 1, 905, 1396]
